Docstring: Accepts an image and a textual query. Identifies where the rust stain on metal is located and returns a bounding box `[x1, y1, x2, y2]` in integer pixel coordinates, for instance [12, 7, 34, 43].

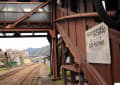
[5, 0, 50, 29]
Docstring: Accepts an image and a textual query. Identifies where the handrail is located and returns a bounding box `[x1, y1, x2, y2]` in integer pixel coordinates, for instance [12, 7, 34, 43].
[55, 11, 116, 22]
[5, 0, 50, 29]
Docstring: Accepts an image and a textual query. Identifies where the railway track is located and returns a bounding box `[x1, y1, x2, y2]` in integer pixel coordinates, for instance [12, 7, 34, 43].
[0, 65, 30, 81]
[18, 64, 40, 85]
[0, 64, 41, 85]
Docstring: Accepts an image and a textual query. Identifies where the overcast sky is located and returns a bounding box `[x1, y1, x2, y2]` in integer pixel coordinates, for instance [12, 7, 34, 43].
[0, 37, 49, 51]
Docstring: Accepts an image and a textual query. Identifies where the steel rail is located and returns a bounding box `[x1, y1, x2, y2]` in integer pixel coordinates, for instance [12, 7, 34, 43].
[18, 64, 40, 85]
[0, 65, 30, 81]
[28, 67, 40, 85]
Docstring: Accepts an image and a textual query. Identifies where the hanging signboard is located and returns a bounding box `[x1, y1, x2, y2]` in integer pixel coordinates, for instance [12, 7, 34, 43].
[86, 22, 111, 64]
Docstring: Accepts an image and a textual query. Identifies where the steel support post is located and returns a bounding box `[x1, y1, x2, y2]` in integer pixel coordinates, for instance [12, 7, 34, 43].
[49, 30, 58, 79]
[47, 35, 53, 76]
[53, 37, 58, 80]
[51, 0, 58, 80]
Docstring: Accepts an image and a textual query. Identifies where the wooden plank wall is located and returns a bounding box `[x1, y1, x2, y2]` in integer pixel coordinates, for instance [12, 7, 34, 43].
[56, 0, 120, 84]
[110, 29, 120, 83]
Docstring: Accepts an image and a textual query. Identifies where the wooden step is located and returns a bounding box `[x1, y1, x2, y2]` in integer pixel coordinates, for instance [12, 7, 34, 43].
[62, 64, 80, 73]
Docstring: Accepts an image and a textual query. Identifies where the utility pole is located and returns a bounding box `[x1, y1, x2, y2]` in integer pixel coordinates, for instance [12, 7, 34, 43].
[5, 52, 9, 67]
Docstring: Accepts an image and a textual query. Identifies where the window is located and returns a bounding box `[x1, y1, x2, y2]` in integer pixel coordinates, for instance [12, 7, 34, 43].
[57, 0, 68, 8]
[104, 0, 117, 10]
[70, 0, 78, 13]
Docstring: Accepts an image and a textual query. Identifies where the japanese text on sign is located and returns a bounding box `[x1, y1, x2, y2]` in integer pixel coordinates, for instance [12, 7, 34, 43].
[86, 22, 111, 64]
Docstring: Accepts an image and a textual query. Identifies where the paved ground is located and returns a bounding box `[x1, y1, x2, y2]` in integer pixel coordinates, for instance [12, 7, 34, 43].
[36, 63, 58, 85]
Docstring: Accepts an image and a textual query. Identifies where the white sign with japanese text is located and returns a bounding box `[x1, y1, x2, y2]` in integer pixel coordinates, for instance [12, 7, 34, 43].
[86, 22, 111, 64]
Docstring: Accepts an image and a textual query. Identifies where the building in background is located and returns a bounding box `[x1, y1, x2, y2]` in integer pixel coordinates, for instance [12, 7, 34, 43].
[1, 49, 29, 66]
[0, 49, 5, 66]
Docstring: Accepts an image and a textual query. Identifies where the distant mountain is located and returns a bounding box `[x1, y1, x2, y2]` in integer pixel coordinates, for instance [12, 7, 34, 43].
[25, 45, 50, 56]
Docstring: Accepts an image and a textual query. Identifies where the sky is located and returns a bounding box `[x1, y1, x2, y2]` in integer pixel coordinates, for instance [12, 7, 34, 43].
[0, 37, 49, 51]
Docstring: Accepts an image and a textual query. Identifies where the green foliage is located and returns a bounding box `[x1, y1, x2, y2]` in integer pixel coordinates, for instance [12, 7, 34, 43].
[0, 68, 9, 74]
[55, 79, 64, 85]
[47, 66, 51, 74]
[48, 75, 64, 85]
[48, 69, 71, 85]
[60, 70, 71, 77]
[9, 61, 17, 66]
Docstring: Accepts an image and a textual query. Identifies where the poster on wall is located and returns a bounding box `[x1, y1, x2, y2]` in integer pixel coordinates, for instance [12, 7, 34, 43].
[86, 22, 111, 64]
